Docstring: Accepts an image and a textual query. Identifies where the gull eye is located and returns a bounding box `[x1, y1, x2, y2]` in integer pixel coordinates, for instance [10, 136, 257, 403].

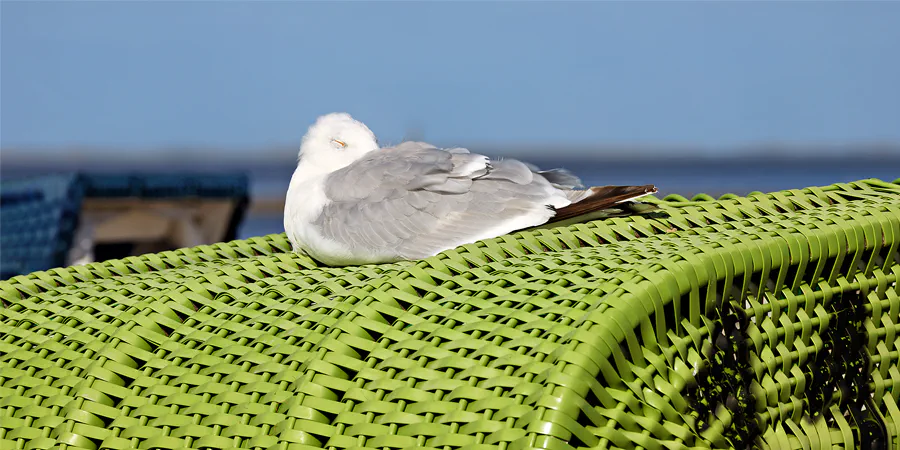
[332, 139, 347, 148]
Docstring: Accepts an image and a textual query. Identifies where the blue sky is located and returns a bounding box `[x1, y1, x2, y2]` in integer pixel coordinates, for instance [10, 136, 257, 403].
[2, 1, 899, 157]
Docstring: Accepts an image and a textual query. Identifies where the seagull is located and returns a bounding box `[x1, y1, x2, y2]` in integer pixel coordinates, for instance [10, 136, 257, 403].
[284, 112, 657, 266]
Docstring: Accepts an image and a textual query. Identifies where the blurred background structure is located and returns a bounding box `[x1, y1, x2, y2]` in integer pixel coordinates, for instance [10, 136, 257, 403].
[0, 173, 248, 278]
[2, 2, 899, 274]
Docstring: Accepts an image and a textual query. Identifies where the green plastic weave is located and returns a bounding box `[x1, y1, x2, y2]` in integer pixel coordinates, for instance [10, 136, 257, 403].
[2, 178, 899, 450]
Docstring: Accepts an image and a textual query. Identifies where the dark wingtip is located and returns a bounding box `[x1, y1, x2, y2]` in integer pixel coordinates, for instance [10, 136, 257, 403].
[551, 184, 660, 224]
[589, 184, 658, 198]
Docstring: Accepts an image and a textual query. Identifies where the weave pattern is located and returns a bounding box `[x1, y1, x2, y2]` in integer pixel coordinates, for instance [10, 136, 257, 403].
[2, 178, 899, 449]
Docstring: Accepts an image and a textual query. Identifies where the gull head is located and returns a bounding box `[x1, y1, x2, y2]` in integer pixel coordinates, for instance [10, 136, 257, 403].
[297, 112, 379, 175]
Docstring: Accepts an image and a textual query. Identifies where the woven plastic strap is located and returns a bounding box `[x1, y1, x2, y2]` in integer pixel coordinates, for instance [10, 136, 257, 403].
[2, 178, 899, 449]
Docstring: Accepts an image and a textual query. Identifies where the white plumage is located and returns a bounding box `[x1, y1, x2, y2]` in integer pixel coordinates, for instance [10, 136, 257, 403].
[284, 112, 656, 266]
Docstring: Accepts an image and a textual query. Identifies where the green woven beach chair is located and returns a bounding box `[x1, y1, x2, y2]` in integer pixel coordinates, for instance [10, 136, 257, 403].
[2, 178, 899, 449]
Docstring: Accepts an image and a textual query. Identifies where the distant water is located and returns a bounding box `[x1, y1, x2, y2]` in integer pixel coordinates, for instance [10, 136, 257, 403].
[2, 155, 895, 239]
[238, 156, 900, 239]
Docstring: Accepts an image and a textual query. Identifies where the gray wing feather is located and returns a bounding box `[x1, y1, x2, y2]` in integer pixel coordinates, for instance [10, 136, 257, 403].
[317, 142, 566, 260]
[522, 162, 584, 189]
[480, 159, 534, 185]
[537, 169, 584, 189]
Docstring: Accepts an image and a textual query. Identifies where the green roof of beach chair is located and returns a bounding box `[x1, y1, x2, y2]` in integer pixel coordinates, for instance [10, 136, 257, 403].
[1, 178, 899, 449]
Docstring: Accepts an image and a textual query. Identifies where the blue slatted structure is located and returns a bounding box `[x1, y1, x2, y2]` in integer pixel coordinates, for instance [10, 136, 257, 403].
[0, 173, 248, 279]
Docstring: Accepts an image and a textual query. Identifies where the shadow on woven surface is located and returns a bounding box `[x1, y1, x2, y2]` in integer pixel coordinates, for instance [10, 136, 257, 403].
[1, 178, 899, 449]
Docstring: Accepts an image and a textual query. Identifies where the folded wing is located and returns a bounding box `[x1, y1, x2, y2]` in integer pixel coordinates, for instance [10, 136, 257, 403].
[318, 142, 568, 260]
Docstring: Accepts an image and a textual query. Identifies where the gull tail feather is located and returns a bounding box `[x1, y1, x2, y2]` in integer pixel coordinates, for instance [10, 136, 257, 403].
[548, 184, 658, 225]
